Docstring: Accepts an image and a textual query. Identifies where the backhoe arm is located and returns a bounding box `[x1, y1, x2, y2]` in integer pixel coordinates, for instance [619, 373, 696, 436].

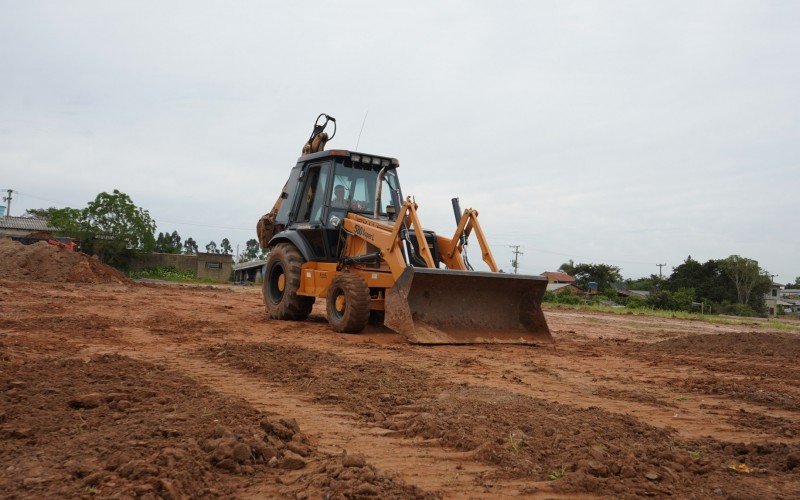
[437, 208, 499, 272]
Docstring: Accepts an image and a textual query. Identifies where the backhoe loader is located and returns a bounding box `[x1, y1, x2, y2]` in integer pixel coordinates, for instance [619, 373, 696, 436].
[256, 113, 551, 344]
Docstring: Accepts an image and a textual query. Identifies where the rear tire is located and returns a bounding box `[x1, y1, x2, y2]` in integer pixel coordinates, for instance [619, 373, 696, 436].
[263, 243, 314, 320]
[326, 273, 370, 333]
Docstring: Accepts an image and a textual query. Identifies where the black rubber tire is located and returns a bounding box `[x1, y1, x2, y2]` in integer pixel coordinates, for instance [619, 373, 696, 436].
[263, 243, 314, 320]
[326, 273, 371, 333]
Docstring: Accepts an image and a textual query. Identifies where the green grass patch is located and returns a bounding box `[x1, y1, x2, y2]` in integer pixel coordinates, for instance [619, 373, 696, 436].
[542, 303, 800, 331]
[128, 266, 215, 284]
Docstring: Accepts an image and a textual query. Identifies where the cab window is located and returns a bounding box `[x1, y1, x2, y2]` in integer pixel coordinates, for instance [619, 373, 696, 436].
[296, 163, 329, 223]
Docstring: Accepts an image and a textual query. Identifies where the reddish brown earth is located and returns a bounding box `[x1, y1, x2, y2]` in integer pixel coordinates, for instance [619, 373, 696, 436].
[2, 277, 800, 498]
[0, 238, 129, 284]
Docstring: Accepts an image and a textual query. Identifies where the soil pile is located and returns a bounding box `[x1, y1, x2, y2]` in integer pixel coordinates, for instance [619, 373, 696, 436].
[0, 353, 431, 498]
[644, 331, 800, 360]
[0, 238, 129, 284]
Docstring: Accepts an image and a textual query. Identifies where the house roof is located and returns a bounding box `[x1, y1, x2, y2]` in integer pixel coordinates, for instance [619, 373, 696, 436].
[0, 216, 54, 232]
[546, 283, 581, 292]
[617, 289, 650, 298]
[540, 271, 576, 282]
[233, 259, 267, 271]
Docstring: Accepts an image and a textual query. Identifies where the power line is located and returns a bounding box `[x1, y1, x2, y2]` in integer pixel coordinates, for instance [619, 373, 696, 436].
[155, 218, 254, 231]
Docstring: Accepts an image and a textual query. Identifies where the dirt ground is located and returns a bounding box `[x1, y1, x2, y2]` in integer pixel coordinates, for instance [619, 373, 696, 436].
[2, 278, 800, 498]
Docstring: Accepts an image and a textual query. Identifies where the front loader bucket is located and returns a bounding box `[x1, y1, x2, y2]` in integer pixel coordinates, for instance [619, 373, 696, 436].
[384, 267, 552, 345]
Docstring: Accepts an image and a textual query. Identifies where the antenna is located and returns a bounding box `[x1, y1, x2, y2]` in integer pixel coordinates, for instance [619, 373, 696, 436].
[355, 110, 369, 150]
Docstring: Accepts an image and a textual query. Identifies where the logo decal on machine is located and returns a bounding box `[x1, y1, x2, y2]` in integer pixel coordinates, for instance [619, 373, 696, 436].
[354, 225, 375, 241]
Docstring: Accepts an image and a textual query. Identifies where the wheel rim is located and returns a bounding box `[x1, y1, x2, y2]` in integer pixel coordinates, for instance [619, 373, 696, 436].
[335, 294, 346, 313]
[268, 263, 285, 304]
[331, 288, 346, 318]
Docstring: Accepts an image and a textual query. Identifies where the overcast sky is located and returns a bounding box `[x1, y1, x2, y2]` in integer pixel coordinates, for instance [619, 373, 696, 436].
[1, 1, 798, 281]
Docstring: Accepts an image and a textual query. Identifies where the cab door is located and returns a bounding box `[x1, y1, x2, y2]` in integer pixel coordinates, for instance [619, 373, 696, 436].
[289, 161, 332, 260]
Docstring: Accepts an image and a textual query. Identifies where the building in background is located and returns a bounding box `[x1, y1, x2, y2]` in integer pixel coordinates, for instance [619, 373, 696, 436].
[540, 271, 576, 285]
[0, 216, 54, 239]
[233, 259, 267, 284]
[130, 252, 233, 283]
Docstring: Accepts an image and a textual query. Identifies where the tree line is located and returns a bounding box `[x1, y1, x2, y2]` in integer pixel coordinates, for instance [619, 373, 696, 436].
[153, 231, 264, 262]
[26, 189, 265, 268]
[557, 256, 785, 316]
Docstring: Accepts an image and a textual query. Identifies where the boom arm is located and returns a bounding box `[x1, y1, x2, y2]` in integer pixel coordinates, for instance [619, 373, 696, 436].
[437, 208, 499, 272]
[341, 199, 499, 274]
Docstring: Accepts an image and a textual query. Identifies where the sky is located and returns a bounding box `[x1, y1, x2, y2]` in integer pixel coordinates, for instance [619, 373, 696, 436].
[1, 1, 798, 281]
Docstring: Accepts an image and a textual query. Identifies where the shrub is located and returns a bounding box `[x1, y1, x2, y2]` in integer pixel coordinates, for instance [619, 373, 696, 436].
[129, 266, 212, 283]
[626, 295, 648, 309]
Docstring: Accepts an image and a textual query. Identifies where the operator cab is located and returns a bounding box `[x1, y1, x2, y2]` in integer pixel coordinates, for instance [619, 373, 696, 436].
[275, 150, 402, 261]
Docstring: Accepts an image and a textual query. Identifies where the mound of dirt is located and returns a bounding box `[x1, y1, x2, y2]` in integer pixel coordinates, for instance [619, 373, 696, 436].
[0, 238, 129, 285]
[0, 353, 431, 498]
[644, 331, 800, 360]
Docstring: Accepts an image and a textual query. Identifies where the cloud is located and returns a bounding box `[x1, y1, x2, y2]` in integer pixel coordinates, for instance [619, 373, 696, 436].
[1, 1, 798, 280]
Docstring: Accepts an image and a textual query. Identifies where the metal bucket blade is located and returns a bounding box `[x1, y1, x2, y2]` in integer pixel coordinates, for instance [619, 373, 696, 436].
[384, 267, 552, 345]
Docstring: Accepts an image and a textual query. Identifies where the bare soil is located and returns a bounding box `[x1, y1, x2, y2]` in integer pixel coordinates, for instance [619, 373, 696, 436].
[2, 278, 800, 498]
[0, 238, 129, 284]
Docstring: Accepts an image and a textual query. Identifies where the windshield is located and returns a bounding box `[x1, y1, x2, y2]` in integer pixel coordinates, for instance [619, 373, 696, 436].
[330, 162, 400, 215]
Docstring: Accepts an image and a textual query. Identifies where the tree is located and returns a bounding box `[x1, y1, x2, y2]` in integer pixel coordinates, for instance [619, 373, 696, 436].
[46, 207, 85, 237]
[719, 255, 763, 305]
[205, 241, 218, 254]
[624, 275, 660, 291]
[155, 232, 167, 252]
[154, 230, 182, 253]
[646, 287, 696, 312]
[220, 238, 232, 255]
[664, 257, 733, 304]
[244, 239, 259, 261]
[25, 207, 58, 219]
[558, 259, 575, 276]
[83, 189, 156, 252]
[184, 237, 198, 254]
[569, 262, 622, 292]
[28, 190, 155, 269]
[168, 231, 181, 253]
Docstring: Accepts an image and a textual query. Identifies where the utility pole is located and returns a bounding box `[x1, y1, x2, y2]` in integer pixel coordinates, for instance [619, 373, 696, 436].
[509, 245, 523, 274]
[2, 189, 14, 217]
[768, 273, 778, 284]
[656, 263, 667, 279]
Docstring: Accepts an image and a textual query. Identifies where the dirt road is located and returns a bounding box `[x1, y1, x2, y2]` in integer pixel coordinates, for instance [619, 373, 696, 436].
[2, 279, 799, 498]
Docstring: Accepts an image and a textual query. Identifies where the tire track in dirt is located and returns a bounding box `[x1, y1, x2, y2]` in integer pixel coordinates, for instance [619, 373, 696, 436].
[81, 335, 545, 498]
[196, 341, 800, 498]
[225, 323, 800, 445]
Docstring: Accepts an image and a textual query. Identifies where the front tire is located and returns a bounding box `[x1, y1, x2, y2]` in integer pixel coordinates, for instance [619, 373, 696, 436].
[263, 243, 314, 320]
[326, 273, 371, 333]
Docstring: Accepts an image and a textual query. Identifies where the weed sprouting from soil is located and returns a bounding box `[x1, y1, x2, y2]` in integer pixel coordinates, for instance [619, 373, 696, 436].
[547, 467, 565, 480]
